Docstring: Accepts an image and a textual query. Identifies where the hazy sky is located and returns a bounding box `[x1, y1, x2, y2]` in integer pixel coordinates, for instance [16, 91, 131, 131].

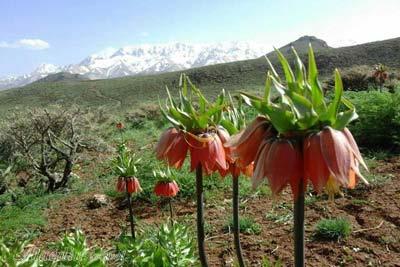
[1, 0, 399, 76]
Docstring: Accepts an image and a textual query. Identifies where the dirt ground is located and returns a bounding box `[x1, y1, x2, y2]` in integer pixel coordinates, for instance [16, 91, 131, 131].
[34, 157, 400, 266]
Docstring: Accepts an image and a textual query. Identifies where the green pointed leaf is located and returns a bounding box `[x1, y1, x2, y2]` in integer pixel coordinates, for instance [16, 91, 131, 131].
[270, 75, 287, 96]
[341, 96, 355, 109]
[240, 93, 263, 111]
[307, 44, 326, 113]
[323, 69, 343, 123]
[220, 119, 238, 135]
[159, 102, 181, 127]
[264, 104, 296, 133]
[264, 55, 280, 81]
[165, 86, 177, 108]
[275, 47, 295, 84]
[289, 91, 315, 120]
[264, 72, 272, 103]
[169, 107, 193, 128]
[333, 109, 358, 130]
[292, 46, 306, 86]
[180, 73, 188, 96]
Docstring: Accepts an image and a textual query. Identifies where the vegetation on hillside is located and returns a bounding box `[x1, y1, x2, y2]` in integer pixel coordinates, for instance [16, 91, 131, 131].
[0, 40, 399, 266]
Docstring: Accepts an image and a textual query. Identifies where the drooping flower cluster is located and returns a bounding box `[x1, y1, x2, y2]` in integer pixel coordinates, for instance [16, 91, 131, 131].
[154, 180, 180, 197]
[116, 177, 142, 194]
[228, 46, 368, 199]
[153, 168, 180, 198]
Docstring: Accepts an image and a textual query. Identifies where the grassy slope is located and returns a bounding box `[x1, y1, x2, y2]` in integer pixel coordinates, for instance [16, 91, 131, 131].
[0, 36, 399, 115]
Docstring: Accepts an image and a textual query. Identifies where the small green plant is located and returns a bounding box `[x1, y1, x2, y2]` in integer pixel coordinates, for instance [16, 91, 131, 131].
[261, 256, 283, 267]
[304, 194, 318, 206]
[117, 221, 197, 266]
[0, 236, 40, 267]
[48, 229, 107, 266]
[224, 216, 261, 235]
[265, 203, 293, 225]
[112, 144, 141, 178]
[314, 218, 352, 240]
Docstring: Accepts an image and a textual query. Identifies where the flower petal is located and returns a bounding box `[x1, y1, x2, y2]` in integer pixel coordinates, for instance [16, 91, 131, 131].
[228, 117, 273, 167]
[251, 139, 272, 189]
[155, 127, 179, 159]
[342, 127, 368, 171]
[165, 132, 188, 169]
[303, 133, 330, 193]
[320, 127, 352, 187]
[188, 132, 227, 175]
[265, 139, 302, 196]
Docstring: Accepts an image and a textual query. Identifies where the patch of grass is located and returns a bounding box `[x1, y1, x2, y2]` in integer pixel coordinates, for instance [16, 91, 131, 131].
[304, 194, 318, 206]
[363, 173, 393, 186]
[224, 216, 262, 235]
[0, 193, 63, 235]
[261, 256, 283, 267]
[314, 218, 352, 240]
[351, 199, 370, 206]
[265, 202, 293, 225]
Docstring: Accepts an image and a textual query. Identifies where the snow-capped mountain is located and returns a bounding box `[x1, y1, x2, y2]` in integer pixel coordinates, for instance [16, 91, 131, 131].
[0, 42, 268, 90]
[0, 64, 61, 90]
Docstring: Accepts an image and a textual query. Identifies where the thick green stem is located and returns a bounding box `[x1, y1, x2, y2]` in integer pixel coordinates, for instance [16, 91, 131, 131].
[125, 179, 135, 240]
[232, 174, 246, 267]
[196, 164, 208, 267]
[293, 178, 305, 267]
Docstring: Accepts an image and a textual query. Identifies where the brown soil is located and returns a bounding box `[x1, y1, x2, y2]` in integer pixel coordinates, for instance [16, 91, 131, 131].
[34, 157, 400, 266]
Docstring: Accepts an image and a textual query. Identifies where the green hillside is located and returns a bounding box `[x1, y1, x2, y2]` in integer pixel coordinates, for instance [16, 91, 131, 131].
[0, 36, 399, 114]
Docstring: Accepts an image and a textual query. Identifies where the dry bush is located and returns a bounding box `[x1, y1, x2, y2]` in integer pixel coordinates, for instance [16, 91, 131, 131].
[3, 106, 91, 192]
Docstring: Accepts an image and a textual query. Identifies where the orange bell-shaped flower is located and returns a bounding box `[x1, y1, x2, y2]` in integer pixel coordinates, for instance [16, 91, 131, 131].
[126, 177, 142, 194]
[154, 180, 180, 197]
[188, 132, 228, 175]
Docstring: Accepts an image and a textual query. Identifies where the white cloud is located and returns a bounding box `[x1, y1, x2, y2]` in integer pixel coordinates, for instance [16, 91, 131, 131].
[0, 38, 50, 50]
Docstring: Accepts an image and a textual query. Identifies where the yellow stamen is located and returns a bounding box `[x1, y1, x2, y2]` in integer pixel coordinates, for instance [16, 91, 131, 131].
[325, 176, 341, 201]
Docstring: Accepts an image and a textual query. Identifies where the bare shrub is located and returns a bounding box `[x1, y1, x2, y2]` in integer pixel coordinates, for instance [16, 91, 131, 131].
[4, 106, 90, 192]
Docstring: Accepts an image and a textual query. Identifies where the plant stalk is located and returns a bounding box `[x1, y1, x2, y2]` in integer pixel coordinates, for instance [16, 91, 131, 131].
[125, 179, 135, 240]
[168, 197, 174, 222]
[196, 164, 208, 267]
[293, 178, 305, 267]
[232, 173, 246, 267]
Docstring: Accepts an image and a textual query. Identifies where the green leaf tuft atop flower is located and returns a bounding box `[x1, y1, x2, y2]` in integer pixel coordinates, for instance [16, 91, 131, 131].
[240, 45, 357, 134]
[112, 144, 141, 178]
[159, 73, 227, 132]
[153, 166, 176, 183]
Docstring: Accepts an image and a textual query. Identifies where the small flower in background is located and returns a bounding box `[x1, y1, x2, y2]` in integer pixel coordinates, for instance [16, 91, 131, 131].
[156, 127, 228, 175]
[116, 122, 125, 130]
[153, 167, 180, 220]
[373, 63, 389, 91]
[126, 177, 142, 194]
[154, 180, 179, 197]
